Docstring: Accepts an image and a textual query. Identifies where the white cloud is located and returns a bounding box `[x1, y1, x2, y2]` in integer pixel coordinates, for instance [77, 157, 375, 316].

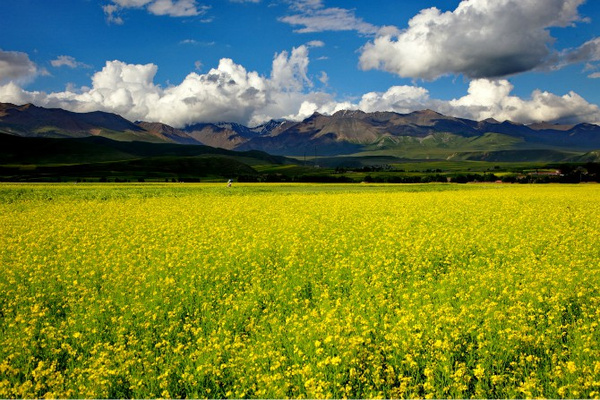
[358, 86, 431, 114]
[359, 0, 589, 80]
[335, 79, 600, 124]
[280, 1, 377, 34]
[288, 0, 323, 12]
[1, 49, 599, 127]
[445, 79, 600, 124]
[179, 39, 215, 46]
[104, 0, 208, 22]
[306, 40, 325, 48]
[291, 79, 600, 125]
[271, 46, 312, 91]
[103, 4, 124, 24]
[50, 55, 91, 69]
[0, 46, 322, 127]
[283, 94, 352, 121]
[318, 71, 328, 85]
[0, 49, 39, 85]
[147, 0, 205, 17]
[560, 37, 600, 66]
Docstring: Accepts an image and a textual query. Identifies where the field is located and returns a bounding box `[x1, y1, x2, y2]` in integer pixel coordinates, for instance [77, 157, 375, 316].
[1, 183, 599, 398]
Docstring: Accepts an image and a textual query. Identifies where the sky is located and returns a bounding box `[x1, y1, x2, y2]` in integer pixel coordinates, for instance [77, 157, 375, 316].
[1, 0, 600, 128]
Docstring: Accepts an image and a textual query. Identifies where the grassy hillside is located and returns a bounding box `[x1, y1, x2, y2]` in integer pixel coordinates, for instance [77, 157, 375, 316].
[0, 133, 292, 181]
[0, 133, 290, 165]
[0, 155, 258, 182]
[356, 132, 579, 161]
[1, 133, 598, 183]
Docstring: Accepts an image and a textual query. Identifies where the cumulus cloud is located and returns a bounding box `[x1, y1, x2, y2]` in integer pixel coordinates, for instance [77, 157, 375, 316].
[286, 79, 600, 125]
[271, 46, 312, 91]
[359, 0, 590, 80]
[358, 86, 431, 114]
[0, 49, 39, 85]
[1, 48, 599, 126]
[445, 79, 600, 124]
[280, 0, 377, 34]
[338, 79, 599, 124]
[103, 0, 208, 22]
[282, 93, 352, 121]
[0, 46, 324, 127]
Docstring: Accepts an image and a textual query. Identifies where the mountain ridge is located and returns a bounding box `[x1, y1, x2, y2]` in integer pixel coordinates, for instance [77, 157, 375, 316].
[1, 102, 600, 162]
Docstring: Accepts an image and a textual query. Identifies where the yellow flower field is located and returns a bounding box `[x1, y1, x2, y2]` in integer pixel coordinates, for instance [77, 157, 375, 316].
[0, 183, 599, 398]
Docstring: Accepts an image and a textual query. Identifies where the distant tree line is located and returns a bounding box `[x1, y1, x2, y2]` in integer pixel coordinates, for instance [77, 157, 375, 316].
[2, 163, 598, 184]
[238, 163, 600, 184]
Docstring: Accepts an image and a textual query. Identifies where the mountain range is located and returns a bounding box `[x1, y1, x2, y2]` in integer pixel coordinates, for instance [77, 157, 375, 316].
[1, 102, 600, 163]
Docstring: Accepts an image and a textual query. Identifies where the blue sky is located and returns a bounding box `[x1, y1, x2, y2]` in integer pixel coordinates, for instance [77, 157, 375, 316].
[1, 0, 599, 127]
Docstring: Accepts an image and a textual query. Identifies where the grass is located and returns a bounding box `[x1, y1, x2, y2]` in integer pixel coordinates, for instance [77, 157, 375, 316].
[1, 183, 599, 398]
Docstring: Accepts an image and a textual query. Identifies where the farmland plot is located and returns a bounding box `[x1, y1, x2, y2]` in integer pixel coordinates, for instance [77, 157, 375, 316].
[0, 183, 599, 398]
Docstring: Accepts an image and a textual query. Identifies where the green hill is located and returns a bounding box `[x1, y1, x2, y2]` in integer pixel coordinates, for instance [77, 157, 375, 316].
[0, 133, 290, 181]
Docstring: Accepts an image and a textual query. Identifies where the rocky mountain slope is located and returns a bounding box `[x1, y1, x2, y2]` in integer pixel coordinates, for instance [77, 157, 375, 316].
[2, 102, 599, 162]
